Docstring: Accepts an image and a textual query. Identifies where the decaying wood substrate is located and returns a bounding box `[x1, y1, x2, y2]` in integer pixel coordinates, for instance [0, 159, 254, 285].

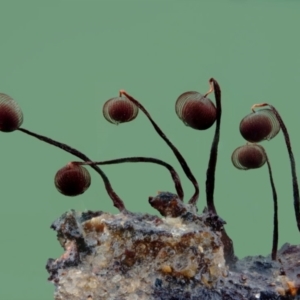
[46, 208, 300, 300]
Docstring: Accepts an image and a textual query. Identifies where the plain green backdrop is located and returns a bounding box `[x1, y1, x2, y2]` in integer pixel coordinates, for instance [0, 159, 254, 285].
[0, 1, 299, 299]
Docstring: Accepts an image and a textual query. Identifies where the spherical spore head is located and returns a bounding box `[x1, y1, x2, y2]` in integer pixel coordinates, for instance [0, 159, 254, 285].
[240, 109, 280, 143]
[232, 144, 266, 170]
[0, 93, 23, 132]
[175, 91, 217, 130]
[103, 96, 138, 125]
[55, 164, 91, 196]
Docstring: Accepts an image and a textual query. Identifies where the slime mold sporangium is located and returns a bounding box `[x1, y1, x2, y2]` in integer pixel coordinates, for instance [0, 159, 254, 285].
[1, 79, 299, 300]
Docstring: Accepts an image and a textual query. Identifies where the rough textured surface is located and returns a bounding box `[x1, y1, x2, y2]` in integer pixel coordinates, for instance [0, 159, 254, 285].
[46, 208, 300, 300]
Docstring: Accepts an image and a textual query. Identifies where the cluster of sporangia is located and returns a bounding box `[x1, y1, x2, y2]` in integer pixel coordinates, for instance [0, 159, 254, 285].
[0, 79, 299, 263]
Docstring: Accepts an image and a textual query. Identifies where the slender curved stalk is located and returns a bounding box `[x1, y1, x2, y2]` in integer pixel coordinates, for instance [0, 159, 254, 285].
[73, 156, 184, 201]
[119, 90, 199, 207]
[265, 153, 279, 260]
[204, 78, 236, 265]
[205, 78, 221, 214]
[252, 103, 300, 232]
[17, 127, 127, 212]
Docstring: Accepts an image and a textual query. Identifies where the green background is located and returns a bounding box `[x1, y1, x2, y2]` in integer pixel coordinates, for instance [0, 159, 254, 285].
[0, 1, 299, 299]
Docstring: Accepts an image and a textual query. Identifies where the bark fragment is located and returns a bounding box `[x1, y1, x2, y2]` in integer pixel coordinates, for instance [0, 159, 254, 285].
[46, 210, 300, 300]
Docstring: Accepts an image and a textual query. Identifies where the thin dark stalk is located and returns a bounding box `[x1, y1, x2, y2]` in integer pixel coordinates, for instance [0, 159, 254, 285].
[74, 156, 184, 201]
[205, 78, 221, 214]
[119, 90, 199, 207]
[264, 152, 279, 261]
[252, 103, 300, 232]
[204, 79, 236, 265]
[17, 127, 127, 212]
